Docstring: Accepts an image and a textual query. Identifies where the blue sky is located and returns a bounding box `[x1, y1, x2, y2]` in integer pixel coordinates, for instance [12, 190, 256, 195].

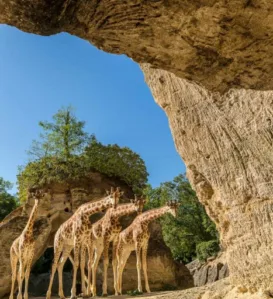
[0, 25, 185, 194]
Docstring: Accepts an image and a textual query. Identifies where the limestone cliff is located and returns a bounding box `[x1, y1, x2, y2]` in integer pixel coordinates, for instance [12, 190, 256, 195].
[141, 63, 273, 292]
[0, 172, 191, 298]
[0, 0, 273, 295]
[1, 1, 273, 93]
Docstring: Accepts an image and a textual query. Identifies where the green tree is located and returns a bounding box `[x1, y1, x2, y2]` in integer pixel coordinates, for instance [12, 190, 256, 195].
[84, 135, 148, 193]
[0, 177, 18, 220]
[144, 174, 219, 263]
[28, 106, 90, 161]
[18, 108, 148, 201]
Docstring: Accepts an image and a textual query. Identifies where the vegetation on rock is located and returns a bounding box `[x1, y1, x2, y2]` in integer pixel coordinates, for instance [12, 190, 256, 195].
[18, 107, 148, 201]
[196, 240, 220, 262]
[144, 174, 219, 263]
[0, 177, 18, 220]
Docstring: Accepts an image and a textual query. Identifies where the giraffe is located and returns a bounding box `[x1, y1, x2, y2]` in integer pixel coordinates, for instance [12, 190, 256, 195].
[46, 187, 123, 299]
[115, 200, 179, 295]
[9, 190, 44, 299]
[88, 195, 146, 296]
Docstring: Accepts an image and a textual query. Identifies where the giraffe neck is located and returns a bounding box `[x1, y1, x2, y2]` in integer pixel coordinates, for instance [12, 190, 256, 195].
[23, 200, 39, 235]
[137, 206, 170, 225]
[112, 203, 136, 218]
[81, 196, 113, 217]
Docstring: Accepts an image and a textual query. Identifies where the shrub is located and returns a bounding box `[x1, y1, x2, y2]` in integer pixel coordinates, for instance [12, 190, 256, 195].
[196, 240, 220, 261]
[18, 140, 148, 202]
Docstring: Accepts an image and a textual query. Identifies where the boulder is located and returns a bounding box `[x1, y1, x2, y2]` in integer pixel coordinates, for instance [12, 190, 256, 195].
[186, 253, 229, 287]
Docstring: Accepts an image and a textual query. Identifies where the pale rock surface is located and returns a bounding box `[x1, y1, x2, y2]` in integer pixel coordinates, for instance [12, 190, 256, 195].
[141, 63, 273, 293]
[1, 1, 273, 93]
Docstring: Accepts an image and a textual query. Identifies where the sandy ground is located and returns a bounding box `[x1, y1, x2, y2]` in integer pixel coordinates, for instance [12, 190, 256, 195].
[30, 279, 272, 299]
[31, 292, 175, 299]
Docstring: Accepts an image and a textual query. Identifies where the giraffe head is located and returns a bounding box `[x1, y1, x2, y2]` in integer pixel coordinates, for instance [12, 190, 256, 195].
[28, 188, 52, 213]
[131, 195, 146, 214]
[28, 188, 43, 205]
[106, 187, 123, 209]
[166, 200, 180, 218]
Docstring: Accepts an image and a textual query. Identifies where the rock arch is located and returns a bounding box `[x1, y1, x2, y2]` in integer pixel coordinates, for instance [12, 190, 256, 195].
[1, 0, 273, 292]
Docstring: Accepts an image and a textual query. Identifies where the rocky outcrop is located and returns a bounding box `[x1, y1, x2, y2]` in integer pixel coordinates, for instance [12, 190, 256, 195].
[141, 64, 273, 292]
[1, 1, 273, 93]
[1, 0, 273, 294]
[0, 172, 192, 298]
[186, 253, 229, 287]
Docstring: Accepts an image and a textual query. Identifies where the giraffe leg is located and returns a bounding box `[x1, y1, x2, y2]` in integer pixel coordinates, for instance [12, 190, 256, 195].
[142, 240, 151, 293]
[9, 249, 18, 299]
[102, 239, 110, 296]
[111, 239, 118, 296]
[135, 242, 143, 293]
[91, 246, 103, 297]
[86, 242, 93, 296]
[116, 249, 131, 295]
[46, 246, 63, 299]
[71, 243, 80, 299]
[57, 248, 71, 299]
[115, 245, 123, 296]
[23, 250, 34, 299]
[17, 257, 25, 299]
[80, 245, 87, 296]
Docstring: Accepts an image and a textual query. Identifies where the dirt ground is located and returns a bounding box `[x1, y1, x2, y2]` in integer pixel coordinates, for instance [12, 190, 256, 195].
[30, 279, 272, 299]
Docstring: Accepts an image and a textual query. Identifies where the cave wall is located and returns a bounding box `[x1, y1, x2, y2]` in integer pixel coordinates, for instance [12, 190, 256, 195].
[141, 63, 273, 292]
[1, 1, 273, 93]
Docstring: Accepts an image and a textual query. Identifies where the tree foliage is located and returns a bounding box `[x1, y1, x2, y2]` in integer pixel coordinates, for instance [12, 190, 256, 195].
[144, 174, 219, 263]
[84, 135, 148, 193]
[18, 107, 148, 201]
[196, 240, 220, 261]
[28, 106, 90, 160]
[0, 177, 18, 220]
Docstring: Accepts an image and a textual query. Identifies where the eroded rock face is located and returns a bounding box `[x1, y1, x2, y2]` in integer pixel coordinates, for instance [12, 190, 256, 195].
[1, 1, 273, 93]
[0, 172, 191, 298]
[141, 63, 273, 292]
